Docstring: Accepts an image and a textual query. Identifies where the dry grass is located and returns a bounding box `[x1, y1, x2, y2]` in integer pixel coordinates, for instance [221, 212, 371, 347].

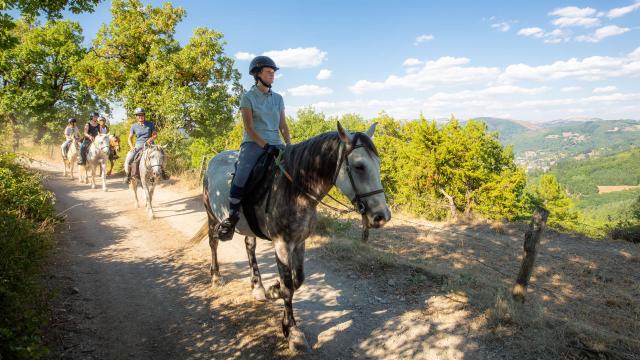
[598, 185, 640, 194]
[313, 211, 640, 359]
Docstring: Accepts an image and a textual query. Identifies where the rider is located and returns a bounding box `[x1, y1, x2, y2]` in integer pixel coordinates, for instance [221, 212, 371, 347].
[123, 107, 168, 183]
[78, 112, 100, 165]
[61, 117, 79, 160]
[217, 55, 292, 240]
[98, 116, 109, 134]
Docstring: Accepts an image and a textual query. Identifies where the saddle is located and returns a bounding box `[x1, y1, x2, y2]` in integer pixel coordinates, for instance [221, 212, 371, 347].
[237, 151, 279, 240]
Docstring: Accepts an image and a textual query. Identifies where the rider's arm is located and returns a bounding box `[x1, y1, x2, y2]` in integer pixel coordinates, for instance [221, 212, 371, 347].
[279, 110, 291, 145]
[241, 108, 267, 148]
[147, 131, 157, 145]
[128, 131, 135, 149]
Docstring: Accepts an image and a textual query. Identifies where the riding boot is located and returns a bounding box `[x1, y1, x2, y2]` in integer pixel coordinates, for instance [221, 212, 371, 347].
[217, 205, 240, 241]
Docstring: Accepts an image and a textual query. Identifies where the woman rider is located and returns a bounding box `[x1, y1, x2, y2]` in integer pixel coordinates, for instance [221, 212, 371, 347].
[98, 116, 109, 134]
[78, 112, 100, 165]
[217, 56, 292, 240]
[61, 117, 79, 160]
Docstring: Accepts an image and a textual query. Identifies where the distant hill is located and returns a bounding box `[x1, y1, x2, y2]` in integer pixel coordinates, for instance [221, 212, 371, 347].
[506, 119, 640, 156]
[466, 117, 538, 143]
[528, 148, 640, 196]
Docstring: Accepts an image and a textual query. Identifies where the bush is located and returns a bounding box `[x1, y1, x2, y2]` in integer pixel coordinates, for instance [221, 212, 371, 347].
[0, 153, 57, 359]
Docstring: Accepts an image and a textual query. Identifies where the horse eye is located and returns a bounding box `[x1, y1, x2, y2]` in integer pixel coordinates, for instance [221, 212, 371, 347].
[354, 163, 365, 171]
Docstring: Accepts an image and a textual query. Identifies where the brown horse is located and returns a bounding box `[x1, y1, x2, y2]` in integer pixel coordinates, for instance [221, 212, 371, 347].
[108, 134, 121, 175]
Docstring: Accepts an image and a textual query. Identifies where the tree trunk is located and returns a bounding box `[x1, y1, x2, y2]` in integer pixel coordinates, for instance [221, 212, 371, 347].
[464, 190, 474, 219]
[439, 188, 458, 220]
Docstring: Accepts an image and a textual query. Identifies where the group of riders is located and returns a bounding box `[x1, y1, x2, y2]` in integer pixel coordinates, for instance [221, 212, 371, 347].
[61, 107, 168, 183]
[61, 55, 289, 239]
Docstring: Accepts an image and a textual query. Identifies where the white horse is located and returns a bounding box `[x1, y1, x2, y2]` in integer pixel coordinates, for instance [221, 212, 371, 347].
[62, 137, 80, 179]
[79, 134, 110, 191]
[130, 144, 167, 219]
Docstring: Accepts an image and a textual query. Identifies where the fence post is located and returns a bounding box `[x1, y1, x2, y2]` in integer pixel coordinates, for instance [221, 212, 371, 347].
[512, 206, 549, 302]
[198, 155, 207, 181]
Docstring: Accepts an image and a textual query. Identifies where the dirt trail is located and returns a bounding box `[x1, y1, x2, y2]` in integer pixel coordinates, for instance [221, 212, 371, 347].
[39, 161, 499, 359]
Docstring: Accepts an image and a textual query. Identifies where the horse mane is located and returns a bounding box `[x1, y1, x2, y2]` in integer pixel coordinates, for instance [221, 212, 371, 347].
[282, 130, 379, 195]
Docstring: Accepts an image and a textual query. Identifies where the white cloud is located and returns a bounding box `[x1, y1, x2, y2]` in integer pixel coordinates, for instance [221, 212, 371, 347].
[262, 47, 327, 68]
[549, 6, 597, 18]
[552, 16, 600, 27]
[316, 69, 332, 80]
[575, 25, 630, 43]
[499, 47, 640, 83]
[562, 86, 582, 92]
[549, 6, 600, 28]
[517, 27, 570, 43]
[518, 27, 545, 38]
[593, 85, 617, 93]
[414, 34, 434, 45]
[607, 2, 640, 18]
[402, 58, 424, 66]
[235, 51, 256, 61]
[287, 85, 333, 97]
[350, 56, 499, 94]
[491, 22, 511, 32]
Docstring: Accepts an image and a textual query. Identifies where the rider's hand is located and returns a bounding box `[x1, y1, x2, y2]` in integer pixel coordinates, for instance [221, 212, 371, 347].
[263, 143, 281, 157]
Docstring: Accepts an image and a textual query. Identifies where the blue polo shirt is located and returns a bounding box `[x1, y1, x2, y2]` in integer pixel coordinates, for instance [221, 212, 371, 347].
[239, 85, 284, 145]
[130, 121, 155, 148]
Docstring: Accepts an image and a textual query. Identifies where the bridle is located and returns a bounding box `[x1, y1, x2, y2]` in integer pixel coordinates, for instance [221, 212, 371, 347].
[144, 145, 164, 177]
[277, 133, 385, 215]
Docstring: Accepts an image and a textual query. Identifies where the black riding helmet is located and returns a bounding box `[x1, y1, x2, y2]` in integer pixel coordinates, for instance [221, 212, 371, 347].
[249, 56, 279, 88]
[68, 117, 77, 124]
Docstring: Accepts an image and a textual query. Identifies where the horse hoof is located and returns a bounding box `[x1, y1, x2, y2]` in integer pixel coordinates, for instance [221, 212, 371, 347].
[91, 184, 96, 189]
[266, 280, 281, 300]
[147, 213, 154, 220]
[212, 275, 225, 287]
[252, 286, 267, 302]
[288, 326, 309, 353]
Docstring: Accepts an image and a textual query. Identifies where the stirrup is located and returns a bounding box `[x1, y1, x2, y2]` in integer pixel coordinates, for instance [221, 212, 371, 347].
[217, 213, 239, 241]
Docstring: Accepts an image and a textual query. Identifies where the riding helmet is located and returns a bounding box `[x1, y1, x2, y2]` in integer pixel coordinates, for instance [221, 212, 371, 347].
[249, 56, 279, 75]
[134, 107, 145, 115]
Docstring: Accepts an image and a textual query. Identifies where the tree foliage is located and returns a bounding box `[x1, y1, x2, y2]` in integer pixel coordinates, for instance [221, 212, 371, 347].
[75, 0, 241, 138]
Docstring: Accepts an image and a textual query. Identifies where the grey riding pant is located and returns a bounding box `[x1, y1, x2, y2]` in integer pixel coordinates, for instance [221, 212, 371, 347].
[232, 142, 267, 188]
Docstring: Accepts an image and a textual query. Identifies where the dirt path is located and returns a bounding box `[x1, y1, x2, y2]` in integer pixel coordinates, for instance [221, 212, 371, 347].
[39, 161, 502, 359]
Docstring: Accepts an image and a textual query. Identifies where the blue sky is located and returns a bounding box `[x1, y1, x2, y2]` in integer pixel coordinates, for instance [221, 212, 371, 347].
[64, 0, 640, 123]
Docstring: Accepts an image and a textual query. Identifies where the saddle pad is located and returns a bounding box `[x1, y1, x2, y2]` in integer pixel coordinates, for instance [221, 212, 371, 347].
[240, 152, 277, 240]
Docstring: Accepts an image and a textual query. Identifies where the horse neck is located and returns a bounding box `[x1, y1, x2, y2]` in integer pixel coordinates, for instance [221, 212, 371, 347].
[282, 133, 342, 198]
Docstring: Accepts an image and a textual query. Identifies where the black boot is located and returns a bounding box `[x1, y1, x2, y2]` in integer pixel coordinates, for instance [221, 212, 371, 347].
[217, 208, 240, 241]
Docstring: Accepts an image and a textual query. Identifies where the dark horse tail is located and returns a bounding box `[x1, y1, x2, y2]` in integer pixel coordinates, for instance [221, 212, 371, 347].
[188, 174, 215, 245]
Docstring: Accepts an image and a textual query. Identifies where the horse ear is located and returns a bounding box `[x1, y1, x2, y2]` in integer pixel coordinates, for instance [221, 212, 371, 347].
[337, 121, 351, 144]
[365, 122, 378, 138]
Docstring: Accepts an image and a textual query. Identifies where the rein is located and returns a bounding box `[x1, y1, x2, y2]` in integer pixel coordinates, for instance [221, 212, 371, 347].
[276, 134, 384, 215]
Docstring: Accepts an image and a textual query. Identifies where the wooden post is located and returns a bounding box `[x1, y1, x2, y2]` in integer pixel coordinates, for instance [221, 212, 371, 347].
[512, 206, 549, 302]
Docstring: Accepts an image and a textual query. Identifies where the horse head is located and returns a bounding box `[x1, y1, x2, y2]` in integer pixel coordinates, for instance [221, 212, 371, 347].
[94, 134, 111, 156]
[145, 144, 166, 179]
[335, 122, 391, 229]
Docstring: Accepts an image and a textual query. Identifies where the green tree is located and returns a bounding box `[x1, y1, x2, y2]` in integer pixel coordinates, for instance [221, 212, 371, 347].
[0, 20, 106, 148]
[1, 0, 101, 49]
[532, 174, 578, 228]
[75, 0, 241, 139]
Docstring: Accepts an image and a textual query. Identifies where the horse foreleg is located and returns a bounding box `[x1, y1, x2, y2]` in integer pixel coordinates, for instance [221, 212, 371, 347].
[143, 182, 154, 219]
[244, 236, 266, 301]
[130, 179, 139, 208]
[100, 161, 107, 191]
[63, 160, 68, 177]
[90, 166, 96, 189]
[107, 160, 113, 176]
[268, 241, 309, 353]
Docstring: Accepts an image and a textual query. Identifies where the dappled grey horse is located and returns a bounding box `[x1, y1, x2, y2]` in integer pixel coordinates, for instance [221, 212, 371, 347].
[129, 144, 167, 219]
[189, 122, 391, 352]
[62, 137, 80, 179]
